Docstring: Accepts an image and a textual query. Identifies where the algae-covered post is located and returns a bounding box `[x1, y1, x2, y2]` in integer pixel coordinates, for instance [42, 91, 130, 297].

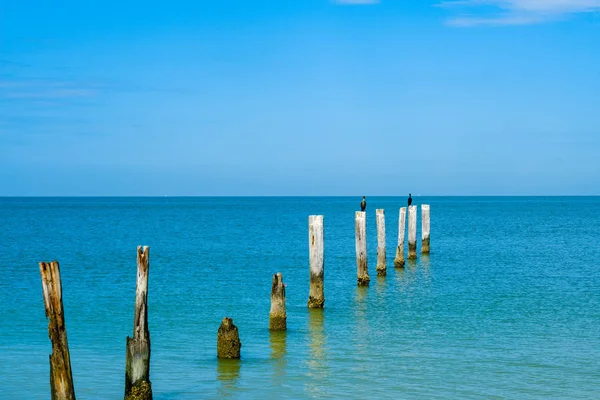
[421, 204, 430, 254]
[269, 273, 287, 331]
[408, 205, 417, 260]
[376, 209, 386, 276]
[39, 261, 76, 400]
[308, 215, 325, 308]
[355, 211, 370, 285]
[394, 207, 407, 267]
[217, 318, 241, 359]
[125, 246, 153, 400]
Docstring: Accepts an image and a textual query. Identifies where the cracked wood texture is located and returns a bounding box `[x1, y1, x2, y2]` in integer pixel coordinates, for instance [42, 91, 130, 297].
[269, 272, 287, 330]
[376, 209, 386, 276]
[421, 205, 430, 254]
[355, 211, 370, 286]
[308, 215, 325, 308]
[408, 205, 417, 260]
[125, 246, 152, 400]
[39, 261, 76, 400]
[394, 207, 406, 267]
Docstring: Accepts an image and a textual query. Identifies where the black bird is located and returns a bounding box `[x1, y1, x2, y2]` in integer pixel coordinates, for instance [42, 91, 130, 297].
[360, 196, 366, 211]
[408, 193, 412, 207]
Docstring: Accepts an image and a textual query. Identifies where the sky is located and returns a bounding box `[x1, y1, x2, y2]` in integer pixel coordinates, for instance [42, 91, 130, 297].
[1, 0, 599, 196]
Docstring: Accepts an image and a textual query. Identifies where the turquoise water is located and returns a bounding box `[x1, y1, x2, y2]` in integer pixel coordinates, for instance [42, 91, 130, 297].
[1, 196, 599, 399]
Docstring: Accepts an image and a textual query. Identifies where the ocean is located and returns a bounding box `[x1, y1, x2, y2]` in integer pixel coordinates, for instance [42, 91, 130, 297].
[1, 196, 599, 399]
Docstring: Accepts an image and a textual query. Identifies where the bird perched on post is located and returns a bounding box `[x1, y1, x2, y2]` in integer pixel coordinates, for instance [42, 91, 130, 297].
[360, 196, 366, 212]
[408, 194, 412, 207]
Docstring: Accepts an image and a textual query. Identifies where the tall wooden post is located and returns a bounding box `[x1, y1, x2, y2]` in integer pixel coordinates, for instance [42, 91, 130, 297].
[308, 215, 325, 308]
[376, 209, 386, 276]
[269, 272, 287, 330]
[125, 246, 152, 400]
[39, 261, 76, 400]
[355, 211, 370, 286]
[408, 205, 417, 260]
[394, 207, 406, 267]
[421, 204, 430, 254]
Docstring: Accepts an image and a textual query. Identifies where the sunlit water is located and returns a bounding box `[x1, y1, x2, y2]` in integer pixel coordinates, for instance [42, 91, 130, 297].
[1, 197, 599, 399]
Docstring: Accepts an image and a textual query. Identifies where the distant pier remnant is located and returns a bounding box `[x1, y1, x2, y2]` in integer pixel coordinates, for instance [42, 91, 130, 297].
[394, 207, 407, 267]
[269, 273, 287, 331]
[125, 246, 153, 400]
[217, 318, 241, 359]
[408, 205, 417, 260]
[308, 215, 325, 308]
[355, 211, 370, 286]
[39, 261, 76, 400]
[421, 205, 431, 254]
[376, 209, 386, 276]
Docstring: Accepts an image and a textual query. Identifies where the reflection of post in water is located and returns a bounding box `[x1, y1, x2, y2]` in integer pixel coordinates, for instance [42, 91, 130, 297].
[217, 358, 241, 397]
[308, 309, 326, 366]
[269, 331, 287, 384]
[270, 331, 287, 359]
[375, 275, 386, 297]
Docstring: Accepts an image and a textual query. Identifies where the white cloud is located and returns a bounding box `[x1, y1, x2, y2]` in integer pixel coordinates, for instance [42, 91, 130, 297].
[440, 0, 600, 25]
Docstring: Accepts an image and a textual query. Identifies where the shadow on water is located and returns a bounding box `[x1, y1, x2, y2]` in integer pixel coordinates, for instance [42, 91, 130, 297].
[269, 330, 287, 385]
[217, 358, 241, 397]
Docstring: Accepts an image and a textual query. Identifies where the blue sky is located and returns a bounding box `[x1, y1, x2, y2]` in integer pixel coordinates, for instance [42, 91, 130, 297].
[1, 0, 599, 195]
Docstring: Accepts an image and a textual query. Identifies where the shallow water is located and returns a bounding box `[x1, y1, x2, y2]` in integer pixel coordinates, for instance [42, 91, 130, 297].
[1, 196, 599, 399]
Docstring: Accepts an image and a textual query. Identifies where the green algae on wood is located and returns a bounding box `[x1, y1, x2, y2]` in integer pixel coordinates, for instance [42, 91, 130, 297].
[308, 215, 325, 308]
[217, 318, 241, 359]
[394, 207, 407, 268]
[355, 211, 370, 286]
[125, 246, 152, 400]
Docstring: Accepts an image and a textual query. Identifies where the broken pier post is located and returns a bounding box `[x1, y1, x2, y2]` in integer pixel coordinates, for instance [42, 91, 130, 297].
[269, 272, 287, 331]
[355, 211, 370, 286]
[308, 215, 325, 308]
[421, 204, 430, 254]
[217, 317, 241, 359]
[39, 261, 76, 400]
[394, 207, 406, 267]
[376, 209, 386, 276]
[125, 246, 152, 400]
[408, 205, 417, 260]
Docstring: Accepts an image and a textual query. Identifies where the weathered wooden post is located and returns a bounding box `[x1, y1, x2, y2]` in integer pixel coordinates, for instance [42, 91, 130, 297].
[376, 209, 386, 276]
[421, 204, 430, 254]
[308, 215, 324, 308]
[39, 261, 76, 400]
[394, 207, 406, 267]
[355, 211, 370, 285]
[125, 246, 152, 400]
[217, 317, 241, 359]
[408, 205, 417, 259]
[269, 272, 287, 331]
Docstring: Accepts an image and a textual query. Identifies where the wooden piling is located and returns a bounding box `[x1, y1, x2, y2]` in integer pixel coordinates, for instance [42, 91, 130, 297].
[376, 209, 386, 276]
[408, 205, 417, 260]
[217, 318, 241, 359]
[125, 246, 152, 400]
[394, 207, 406, 267]
[421, 204, 430, 254]
[39, 261, 76, 400]
[308, 215, 325, 308]
[355, 211, 370, 286]
[269, 273, 287, 331]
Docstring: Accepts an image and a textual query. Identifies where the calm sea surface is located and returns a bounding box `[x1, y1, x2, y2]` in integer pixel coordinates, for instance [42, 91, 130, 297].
[1, 196, 599, 399]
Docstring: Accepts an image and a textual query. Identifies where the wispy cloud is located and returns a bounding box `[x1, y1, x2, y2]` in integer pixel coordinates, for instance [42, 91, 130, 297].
[439, 0, 600, 26]
[0, 78, 98, 101]
[332, 0, 380, 4]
